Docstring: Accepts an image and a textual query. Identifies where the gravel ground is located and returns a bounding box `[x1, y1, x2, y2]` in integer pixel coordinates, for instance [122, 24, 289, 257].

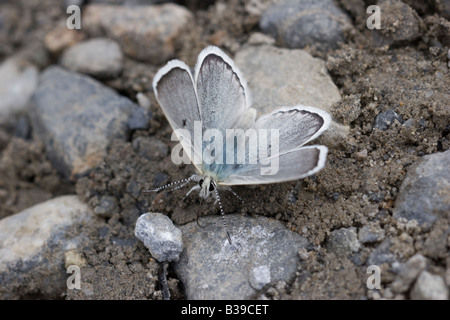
[0, 0, 448, 300]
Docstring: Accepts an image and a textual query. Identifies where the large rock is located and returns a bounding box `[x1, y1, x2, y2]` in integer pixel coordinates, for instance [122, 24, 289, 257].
[82, 3, 193, 64]
[260, 0, 351, 51]
[393, 150, 450, 229]
[173, 214, 309, 299]
[60, 38, 123, 79]
[234, 45, 342, 116]
[0, 196, 98, 299]
[30, 66, 151, 180]
[234, 45, 347, 146]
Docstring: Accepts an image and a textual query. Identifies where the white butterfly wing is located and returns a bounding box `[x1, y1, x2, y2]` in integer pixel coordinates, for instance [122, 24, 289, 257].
[220, 145, 328, 185]
[218, 106, 331, 185]
[194, 46, 252, 134]
[152, 60, 202, 170]
[252, 106, 331, 153]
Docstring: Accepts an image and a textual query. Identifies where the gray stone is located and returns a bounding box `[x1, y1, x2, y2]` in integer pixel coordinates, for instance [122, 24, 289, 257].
[60, 38, 123, 79]
[127, 107, 153, 130]
[358, 222, 385, 244]
[367, 0, 421, 47]
[374, 110, 403, 130]
[173, 214, 309, 299]
[134, 212, 183, 262]
[260, 0, 351, 51]
[30, 66, 151, 180]
[393, 150, 450, 229]
[94, 195, 118, 217]
[391, 254, 427, 293]
[82, 3, 193, 64]
[132, 136, 169, 161]
[0, 58, 38, 121]
[326, 227, 361, 255]
[0, 195, 98, 299]
[367, 239, 396, 266]
[410, 271, 449, 300]
[234, 45, 341, 116]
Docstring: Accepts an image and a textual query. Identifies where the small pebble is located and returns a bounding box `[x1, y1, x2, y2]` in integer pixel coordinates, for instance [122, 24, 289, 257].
[134, 212, 183, 262]
[355, 149, 368, 160]
[410, 271, 449, 300]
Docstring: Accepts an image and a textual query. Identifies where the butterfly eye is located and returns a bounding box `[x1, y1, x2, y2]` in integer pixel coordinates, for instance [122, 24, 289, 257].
[199, 179, 204, 187]
[209, 183, 215, 192]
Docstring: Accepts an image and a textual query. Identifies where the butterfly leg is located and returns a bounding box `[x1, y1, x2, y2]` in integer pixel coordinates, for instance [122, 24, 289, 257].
[182, 184, 200, 201]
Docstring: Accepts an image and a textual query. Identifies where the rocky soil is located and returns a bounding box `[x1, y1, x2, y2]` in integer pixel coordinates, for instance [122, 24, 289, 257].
[0, 0, 449, 300]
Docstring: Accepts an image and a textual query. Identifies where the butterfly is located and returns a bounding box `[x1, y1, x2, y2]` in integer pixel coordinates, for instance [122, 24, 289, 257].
[144, 46, 331, 244]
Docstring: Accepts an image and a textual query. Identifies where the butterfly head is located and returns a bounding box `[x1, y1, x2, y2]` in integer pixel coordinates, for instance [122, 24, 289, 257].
[198, 176, 217, 200]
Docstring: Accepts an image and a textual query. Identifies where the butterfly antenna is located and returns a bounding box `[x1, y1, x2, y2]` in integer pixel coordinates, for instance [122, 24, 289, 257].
[142, 176, 196, 194]
[214, 188, 232, 245]
[228, 187, 244, 203]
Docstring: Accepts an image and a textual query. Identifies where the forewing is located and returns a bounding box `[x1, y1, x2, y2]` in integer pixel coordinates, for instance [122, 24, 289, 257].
[194, 46, 251, 133]
[153, 60, 202, 168]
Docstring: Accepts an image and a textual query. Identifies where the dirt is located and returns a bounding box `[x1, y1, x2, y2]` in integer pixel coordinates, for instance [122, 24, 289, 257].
[0, 0, 448, 299]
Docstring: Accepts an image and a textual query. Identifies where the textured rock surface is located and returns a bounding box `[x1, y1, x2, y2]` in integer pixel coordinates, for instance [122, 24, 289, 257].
[0, 196, 98, 299]
[326, 227, 360, 255]
[260, 0, 351, 51]
[410, 271, 449, 300]
[30, 66, 151, 180]
[135, 212, 183, 262]
[82, 3, 193, 64]
[173, 214, 309, 299]
[391, 254, 427, 294]
[393, 150, 450, 229]
[366, 0, 422, 47]
[60, 38, 123, 79]
[235, 45, 341, 116]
